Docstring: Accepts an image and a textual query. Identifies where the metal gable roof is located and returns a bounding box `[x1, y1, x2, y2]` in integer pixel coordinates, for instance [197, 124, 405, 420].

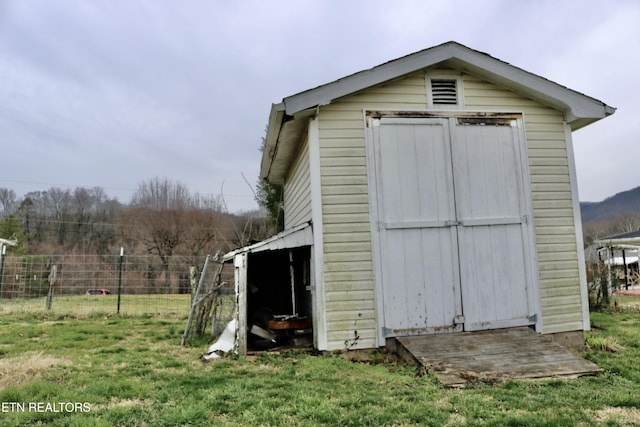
[222, 221, 313, 262]
[261, 41, 616, 183]
[594, 229, 640, 249]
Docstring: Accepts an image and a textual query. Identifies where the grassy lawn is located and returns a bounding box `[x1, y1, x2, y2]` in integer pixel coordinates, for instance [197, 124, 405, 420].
[0, 310, 639, 426]
[612, 293, 640, 310]
[0, 294, 192, 317]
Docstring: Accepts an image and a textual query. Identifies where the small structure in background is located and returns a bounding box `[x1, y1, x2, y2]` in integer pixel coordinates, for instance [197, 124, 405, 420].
[0, 238, 17, 248]
[594, 230, 640, 295]
[0, 237, 18, 299]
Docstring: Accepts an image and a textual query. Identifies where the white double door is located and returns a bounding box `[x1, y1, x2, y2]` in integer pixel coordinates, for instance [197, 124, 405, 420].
[369, 116, 538, 337]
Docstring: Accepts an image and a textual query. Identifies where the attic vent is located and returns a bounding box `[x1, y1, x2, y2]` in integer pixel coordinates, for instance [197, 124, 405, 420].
[431, 79, 458, 105]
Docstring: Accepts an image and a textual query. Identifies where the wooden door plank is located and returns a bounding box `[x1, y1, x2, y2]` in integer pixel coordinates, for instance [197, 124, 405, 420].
[396, 327, 601, 387]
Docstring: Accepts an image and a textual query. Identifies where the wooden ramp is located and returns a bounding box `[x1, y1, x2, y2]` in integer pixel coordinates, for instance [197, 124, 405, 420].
[394, 327, 601, 387]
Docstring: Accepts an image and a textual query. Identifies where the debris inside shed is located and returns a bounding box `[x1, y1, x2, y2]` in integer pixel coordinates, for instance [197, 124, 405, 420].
[246, 247, 313, 351]
[219, 222, 315, 354]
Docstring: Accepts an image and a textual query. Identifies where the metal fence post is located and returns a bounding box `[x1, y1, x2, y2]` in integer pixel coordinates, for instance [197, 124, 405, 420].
[46, 265, 57, 310]
[117, 247, 123, 314]
[0, 245, 6, 301]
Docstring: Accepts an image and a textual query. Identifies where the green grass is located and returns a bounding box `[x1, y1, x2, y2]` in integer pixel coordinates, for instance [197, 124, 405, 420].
[0, 294, 191, 316]
[611, 293, 640, 310]
[0, 311, 639, 426]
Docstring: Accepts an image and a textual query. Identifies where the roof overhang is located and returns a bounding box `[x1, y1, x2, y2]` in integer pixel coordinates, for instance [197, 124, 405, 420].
[0, 238, 17, 247]
[594, 237, 640, 249]
[222, 221, 313, 262]
[260, 104, 315, 185]
[260, 41, 615, 183]
[594, 230, 640, 249]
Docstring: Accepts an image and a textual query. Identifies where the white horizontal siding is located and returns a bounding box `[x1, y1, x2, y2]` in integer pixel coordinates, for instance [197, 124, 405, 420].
[283, 136, 312, 228]
[465, 75, 584, 335]
[311, 69, 584, 349]
[317, 72, 428, 350]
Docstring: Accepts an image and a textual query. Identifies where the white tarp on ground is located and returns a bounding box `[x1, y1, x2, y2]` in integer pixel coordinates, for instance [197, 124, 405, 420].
[203, 319, 237, 360]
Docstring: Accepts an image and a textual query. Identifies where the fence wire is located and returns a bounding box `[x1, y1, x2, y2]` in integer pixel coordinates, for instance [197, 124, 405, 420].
[0, 253, 236, 328]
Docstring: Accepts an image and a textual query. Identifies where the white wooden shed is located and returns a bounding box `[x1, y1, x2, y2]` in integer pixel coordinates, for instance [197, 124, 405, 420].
[227, 41, 615, 353]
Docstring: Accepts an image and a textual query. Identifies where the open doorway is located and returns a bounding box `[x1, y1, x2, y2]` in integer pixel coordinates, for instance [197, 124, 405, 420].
[245, 246, 312, 351]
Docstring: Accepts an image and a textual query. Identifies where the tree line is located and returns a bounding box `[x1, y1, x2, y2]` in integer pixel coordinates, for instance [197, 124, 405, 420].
[4, 176, 638, 257]
[582, 213, 640, 248]
[0, 178, 272, 259]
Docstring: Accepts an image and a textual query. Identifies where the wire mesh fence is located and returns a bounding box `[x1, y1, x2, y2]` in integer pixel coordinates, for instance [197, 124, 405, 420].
[0, 253, 236, 329]
[181, 253, 238, 346]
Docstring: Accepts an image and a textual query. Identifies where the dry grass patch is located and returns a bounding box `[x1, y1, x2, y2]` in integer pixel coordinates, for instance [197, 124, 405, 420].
[95, 397, 152, 411]
[593, 406, 640, 424]
[0, 351, 70, 389]
[444, 412, 467, 426]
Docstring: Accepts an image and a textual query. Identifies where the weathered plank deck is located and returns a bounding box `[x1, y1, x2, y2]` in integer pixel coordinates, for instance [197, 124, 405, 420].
[394, 327, 601, 387]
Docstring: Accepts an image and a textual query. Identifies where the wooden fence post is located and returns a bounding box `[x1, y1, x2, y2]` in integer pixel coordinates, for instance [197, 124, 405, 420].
[46, 265, 57, 310]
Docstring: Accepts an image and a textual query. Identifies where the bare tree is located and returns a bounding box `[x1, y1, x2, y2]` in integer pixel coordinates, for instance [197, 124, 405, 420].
[0, 188, 17, 217]
[45, 188, 71, 245]
[182, 209, 225, 255]
[123, 207, 184, 292]
[583, 212, 640, 249]
[611, 213, 640, 234]
[131, 177, 192, 210]
[71, 187, 94, 249]
[124, 178, 196, 292]
[583, 220, 612, 247]
[90, 190, 121, 255]
[191, 192, 224, 211]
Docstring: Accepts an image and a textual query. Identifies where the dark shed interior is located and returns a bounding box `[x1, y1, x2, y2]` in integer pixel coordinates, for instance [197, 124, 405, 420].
[245, 246, 312, 350]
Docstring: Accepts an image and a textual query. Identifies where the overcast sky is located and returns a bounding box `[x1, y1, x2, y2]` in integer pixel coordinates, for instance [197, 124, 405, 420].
[0, 0, 638, 212]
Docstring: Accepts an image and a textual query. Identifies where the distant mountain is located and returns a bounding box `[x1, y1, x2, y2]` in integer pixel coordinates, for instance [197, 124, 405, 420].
[581, 186, 640, 223]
